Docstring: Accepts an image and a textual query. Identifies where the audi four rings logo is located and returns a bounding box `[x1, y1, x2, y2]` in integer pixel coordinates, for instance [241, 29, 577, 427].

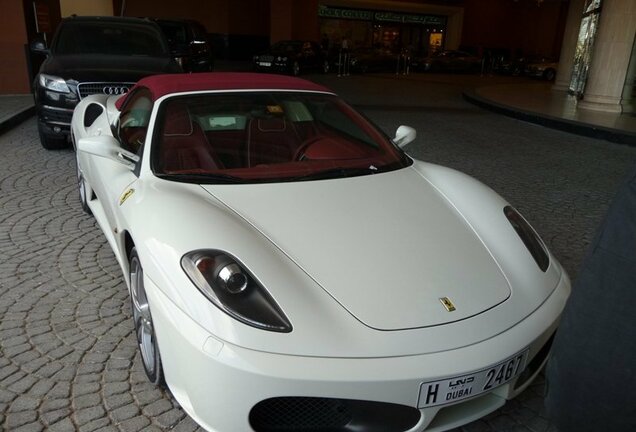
[102, 86, 129, 95]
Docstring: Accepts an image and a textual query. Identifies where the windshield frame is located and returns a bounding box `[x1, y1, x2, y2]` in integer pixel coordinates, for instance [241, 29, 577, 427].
[149, 90, 412, 184]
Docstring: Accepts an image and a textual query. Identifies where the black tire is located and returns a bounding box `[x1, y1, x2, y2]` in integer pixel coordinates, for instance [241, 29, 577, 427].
[76, 162, 92, 215]
[37, 121, 68, 150]
[544, 69, 556, 81]
[129, 248, 165, 386]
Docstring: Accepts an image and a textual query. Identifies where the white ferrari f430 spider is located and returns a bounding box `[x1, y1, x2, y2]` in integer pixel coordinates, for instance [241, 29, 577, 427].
[71, 73, 570, 432]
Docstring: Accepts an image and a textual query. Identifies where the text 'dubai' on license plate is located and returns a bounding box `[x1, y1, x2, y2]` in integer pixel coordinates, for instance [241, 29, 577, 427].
[418, 349, 529, 408]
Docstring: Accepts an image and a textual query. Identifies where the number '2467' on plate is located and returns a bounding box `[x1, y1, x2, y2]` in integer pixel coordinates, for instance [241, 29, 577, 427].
[418, 349, 529, 408]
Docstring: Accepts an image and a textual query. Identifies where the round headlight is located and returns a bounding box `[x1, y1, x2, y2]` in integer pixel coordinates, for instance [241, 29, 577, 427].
[216, 262, 248, 294]
[182, 250, 292, 332]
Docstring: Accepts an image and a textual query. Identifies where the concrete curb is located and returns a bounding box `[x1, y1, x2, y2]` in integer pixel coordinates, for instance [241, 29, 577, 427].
[462, 90, 636, 146]
[0, 105, 35, 136]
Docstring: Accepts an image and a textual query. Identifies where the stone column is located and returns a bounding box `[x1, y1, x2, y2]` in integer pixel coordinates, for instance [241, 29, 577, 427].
[444, 9, 464, 51]
[552, 0, 586, 91]
[620, 38, 636, 113]
[578, 0, 636, 112]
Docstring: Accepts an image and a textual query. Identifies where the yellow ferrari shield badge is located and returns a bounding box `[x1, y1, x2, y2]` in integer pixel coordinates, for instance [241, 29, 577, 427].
[439, 297, 456, 312]
[119, 188, 135, 206]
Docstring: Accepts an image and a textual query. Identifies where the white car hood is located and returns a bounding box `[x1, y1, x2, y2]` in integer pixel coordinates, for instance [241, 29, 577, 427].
[202, 167, 510, 330]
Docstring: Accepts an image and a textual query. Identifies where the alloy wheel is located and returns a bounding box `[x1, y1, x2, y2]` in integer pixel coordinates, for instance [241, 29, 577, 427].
[130, 253, 159, 381]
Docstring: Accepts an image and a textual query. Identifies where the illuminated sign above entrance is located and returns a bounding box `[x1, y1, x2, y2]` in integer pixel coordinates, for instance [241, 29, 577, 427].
[318, 5, 446, 26]
[318, 5, 372, 20]
[376, 12, 445, 25]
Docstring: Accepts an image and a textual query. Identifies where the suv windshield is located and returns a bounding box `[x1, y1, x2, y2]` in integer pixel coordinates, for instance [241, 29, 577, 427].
[53, 21, 168, 57]
[152, 92, 410, 183]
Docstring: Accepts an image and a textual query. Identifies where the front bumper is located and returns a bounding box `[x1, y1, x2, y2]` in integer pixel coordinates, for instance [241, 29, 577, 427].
[38, 104, 74, 133]
[34, 84, 79, 139]
[253, 61, 291, 73]
[145, 271, 569, 432]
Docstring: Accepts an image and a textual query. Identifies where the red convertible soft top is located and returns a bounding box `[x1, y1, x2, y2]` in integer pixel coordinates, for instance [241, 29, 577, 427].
[115, 72, 333, 110]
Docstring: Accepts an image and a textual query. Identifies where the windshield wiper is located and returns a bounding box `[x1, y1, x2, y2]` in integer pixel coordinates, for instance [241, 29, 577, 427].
[288, 166, 380, 182]
[156, 172, 245, 184]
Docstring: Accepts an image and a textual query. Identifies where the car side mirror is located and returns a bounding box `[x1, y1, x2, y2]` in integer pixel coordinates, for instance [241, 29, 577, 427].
[77, 135, 139, 170]
[393, 125, 416, 148]
[30, 39, 49, 55]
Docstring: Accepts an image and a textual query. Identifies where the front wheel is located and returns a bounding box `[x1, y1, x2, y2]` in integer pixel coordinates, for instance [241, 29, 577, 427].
[130, 248, 164, 386]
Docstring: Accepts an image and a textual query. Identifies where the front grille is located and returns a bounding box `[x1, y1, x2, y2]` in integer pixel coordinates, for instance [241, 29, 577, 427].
[77, 82, 134, 99]
[249, 397, 420, 432]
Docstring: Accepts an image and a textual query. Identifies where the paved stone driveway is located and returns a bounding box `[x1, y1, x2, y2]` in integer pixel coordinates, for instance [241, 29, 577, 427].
[2, 74, 636, 431]
[0, 121, 203, 431]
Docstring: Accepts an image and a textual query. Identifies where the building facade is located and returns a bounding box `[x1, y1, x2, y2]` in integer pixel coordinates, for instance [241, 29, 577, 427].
[1, 0, 634, 113]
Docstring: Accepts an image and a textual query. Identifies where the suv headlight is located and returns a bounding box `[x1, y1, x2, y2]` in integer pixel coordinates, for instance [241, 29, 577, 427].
[38, 74, 70, 93]
[504, 206, 549, 272]
[182, 250, 292, 332]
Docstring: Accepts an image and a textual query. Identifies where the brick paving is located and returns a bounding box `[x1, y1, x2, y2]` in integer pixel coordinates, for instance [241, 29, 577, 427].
[2, 74, 636, 431]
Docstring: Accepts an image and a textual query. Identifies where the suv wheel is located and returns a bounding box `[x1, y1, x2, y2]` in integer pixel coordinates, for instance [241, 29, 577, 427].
[543, 69, 556, 81]
[37, 121, 68, 150]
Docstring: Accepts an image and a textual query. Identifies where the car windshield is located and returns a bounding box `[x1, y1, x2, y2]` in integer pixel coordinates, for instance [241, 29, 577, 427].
[158, 21, 188, 45]
[54, 22, 168, 56]
[269, 41, 303, 54]
[152, 92, 410, 183]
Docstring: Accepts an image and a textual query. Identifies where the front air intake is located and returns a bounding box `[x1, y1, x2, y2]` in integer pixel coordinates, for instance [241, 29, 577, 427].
[249, 397, 421, 432]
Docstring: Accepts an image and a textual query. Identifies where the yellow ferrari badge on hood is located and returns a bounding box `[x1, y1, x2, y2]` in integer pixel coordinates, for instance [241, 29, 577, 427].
[119, 188, 135, 206]
[439, 297, 456, 312]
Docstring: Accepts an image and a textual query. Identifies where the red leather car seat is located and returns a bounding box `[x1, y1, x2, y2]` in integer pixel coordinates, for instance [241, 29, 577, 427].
[246, 116, 300, 166]
[160, 102, 222, 172]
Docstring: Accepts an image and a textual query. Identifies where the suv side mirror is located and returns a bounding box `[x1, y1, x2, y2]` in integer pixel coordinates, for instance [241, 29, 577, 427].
[30, 39, 49, 55]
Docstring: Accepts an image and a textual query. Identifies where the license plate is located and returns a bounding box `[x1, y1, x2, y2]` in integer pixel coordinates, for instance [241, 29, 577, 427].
[418, 349, 529, 408]
[258, 62, 272, 67]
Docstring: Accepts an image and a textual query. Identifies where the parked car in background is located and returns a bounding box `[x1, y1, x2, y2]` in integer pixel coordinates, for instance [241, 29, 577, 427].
[524, 58, 558, 81]
[414, 50, 481, 73]
[253, 40, 329, 75]
[346, 47, 400, 73]
[155, 19, 214, 72]
[31, 16, 181, 149]
[493, 56, 525, 76]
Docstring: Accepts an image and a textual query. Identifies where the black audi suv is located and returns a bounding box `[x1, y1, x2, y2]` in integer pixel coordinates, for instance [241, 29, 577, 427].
[31, 16, 182, 149]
